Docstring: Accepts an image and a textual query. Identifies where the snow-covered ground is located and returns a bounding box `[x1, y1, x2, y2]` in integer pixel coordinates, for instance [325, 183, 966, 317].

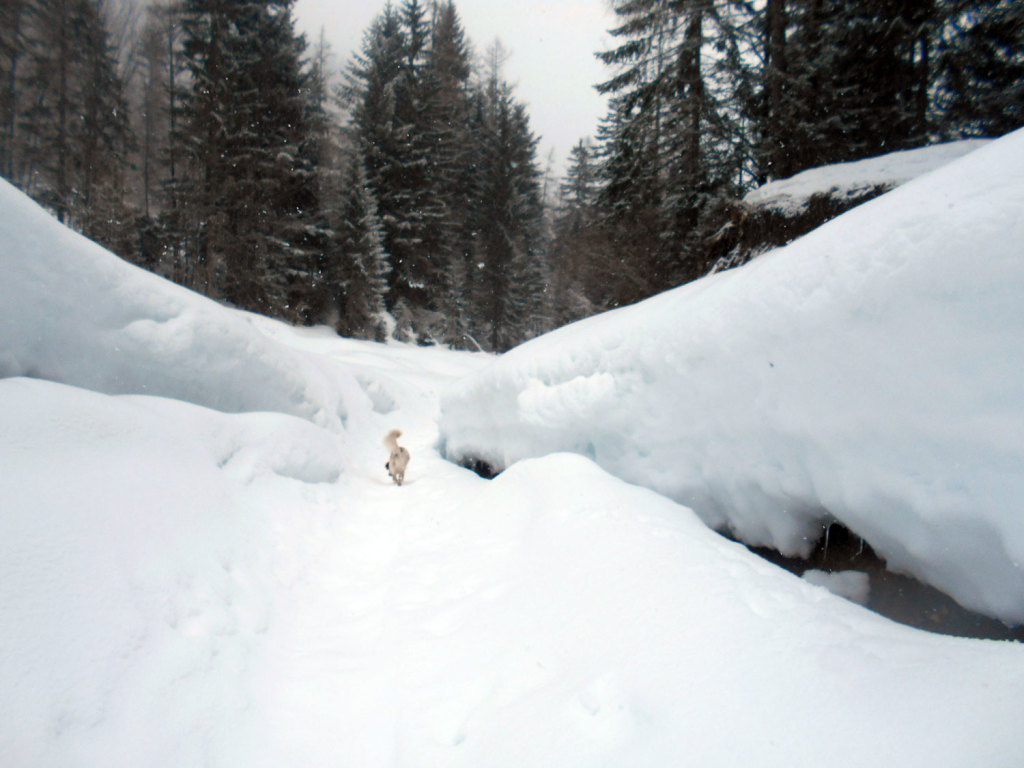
[743, 138, 989, 214]
[439, 129, 1024, 626]
[2, 143, 1024, 766]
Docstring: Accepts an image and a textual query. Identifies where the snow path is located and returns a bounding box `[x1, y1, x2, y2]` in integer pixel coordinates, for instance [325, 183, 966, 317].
[260, 465, 495, 763]
[3, 327, 1024, 766]
[224, 327, 1024, 768]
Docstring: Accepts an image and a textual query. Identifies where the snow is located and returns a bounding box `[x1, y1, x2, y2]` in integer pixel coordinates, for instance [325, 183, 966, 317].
[802, 569, 871, 605]
[743, 139, 990, 214]
[4, 374, 1024, 767]
[0, 179, 347, 428]
[439, 128, 1024, 625]
[2, 140, 1024, 766]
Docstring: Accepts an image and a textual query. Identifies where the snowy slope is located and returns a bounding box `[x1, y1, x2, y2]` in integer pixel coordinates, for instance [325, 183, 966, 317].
[439, 129, 1024, 624]
[743, 138, 989, 213]
[2, 150, 1024, 766]
[0, 179, 348, 428]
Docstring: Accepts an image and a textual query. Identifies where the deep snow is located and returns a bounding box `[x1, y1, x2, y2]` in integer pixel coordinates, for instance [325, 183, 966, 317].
[439, 129, 1024, 625]
[2, 142, 1024, 766]
[0, 178, 348, 428]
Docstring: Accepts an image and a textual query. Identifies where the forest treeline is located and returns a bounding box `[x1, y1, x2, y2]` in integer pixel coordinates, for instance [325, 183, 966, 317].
[1, 0, 1022, 350]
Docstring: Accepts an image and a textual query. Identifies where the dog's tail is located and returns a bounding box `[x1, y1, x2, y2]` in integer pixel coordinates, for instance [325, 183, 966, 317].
[383, 428, 403, 451]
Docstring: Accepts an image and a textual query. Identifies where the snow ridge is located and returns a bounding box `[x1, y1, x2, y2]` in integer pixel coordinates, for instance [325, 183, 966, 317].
[0, 179, 346, 428]
[440, 129, 1024, 624]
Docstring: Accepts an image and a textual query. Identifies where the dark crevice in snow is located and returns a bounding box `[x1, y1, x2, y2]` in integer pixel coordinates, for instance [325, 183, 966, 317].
[455, 455, 500, 480]
[708, 188, 889, 274]
[732, 523, 1024, 643]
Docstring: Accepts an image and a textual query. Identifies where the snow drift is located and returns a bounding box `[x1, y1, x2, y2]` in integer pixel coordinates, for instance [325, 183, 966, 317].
[2, 174, 1024, 765]
[439, 129, 1024, 624]
[0, 179, 346, 428]
[4, 376, 1024, 767]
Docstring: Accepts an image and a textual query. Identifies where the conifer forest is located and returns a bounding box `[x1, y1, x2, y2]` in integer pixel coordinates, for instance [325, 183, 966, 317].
[1, 0, 1022, 351]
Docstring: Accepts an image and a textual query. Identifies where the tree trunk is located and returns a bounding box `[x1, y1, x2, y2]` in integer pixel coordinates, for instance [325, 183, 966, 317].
[764, 0, 788, 179]
[1, 0, 25, 179]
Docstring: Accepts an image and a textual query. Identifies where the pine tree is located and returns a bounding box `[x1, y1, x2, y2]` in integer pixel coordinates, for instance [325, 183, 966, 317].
[468, 44, 545, 351]
[126, 1, 184, 277]
[1, 0, 158, 261]
[937, 0, 1024, 137]
[8, 0, 131, 245]
[745, 0, 936, 180]
[345, 6, 416, 314]
[421, 0, 475, 344]
[134, 2, 184, 220]
[177, 0, 322, 317]
[0, 0, 28, 179]
[595, 0, 674, 301]
[346, 0, 468, 339]
[596, 0, 744, 295]
[19, 0, 91, 221]
[550, 138, 606, 324]
[76, 0, 133, 251]
[392, 0, 450, 322]
[300, 29, 344, 325]
[334, 154, 390, 340]
[822, 0, 932, 158]
[135, 0, 190, 282]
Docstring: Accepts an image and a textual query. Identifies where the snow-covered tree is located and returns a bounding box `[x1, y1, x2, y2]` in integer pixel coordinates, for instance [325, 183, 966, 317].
[8, 0, 131, 238]
[596, 0, 745, 295]
[345, 0, 480, 341]
[936, 0, 1024, 138]
[334, 154, 390, 341]
[421, 0, 476, 344]
[177, 0, 323, 318]
[549, 138, 608, 325]
[467, 44, 545, 351]
[345, 3, 425, 323]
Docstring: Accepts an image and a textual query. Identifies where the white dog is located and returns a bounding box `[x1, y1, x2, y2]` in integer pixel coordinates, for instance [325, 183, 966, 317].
[383, 428, 410, 486]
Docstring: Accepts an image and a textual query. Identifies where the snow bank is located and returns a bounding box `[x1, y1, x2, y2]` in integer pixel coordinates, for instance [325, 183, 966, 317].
[802, 569, 871, 605]
[439, 129, 1024, 624]
[0, 179, 347, 428]
[4, 375, 1024, 767]
[743, 139, 989, 214]
[0, 376, 346, 766]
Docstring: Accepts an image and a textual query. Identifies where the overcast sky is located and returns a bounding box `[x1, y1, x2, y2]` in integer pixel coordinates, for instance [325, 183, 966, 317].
[292, 0, 615, 176]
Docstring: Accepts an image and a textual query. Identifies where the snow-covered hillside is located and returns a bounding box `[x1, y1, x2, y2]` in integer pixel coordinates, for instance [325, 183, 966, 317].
[2, 147, 1024, 766]
[439, 128, 1024, 625]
